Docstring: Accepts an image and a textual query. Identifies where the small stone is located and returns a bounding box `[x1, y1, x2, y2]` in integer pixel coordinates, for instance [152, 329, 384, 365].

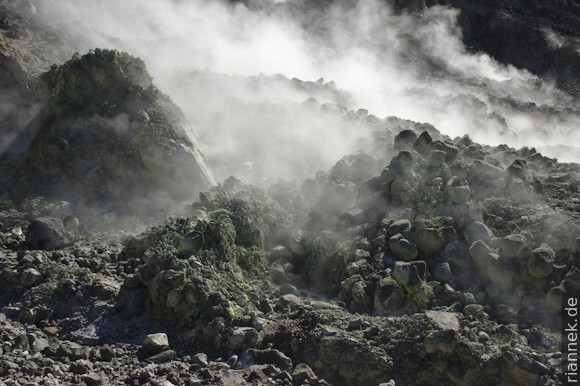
[292, 363, 318, 384]
[192, 353, 208, 367]
[424, 310, 461, 331]
[389, 238, 418, 262]
[393, 261, 427, 286]
[229, 327, 259, 351]
[30, 336, 49, 353]
[63, 216, 79, 232]
[394, 130, 417, 151]
[20, 268, 43, 287]
[227, 354, 238, 368]
[240, 348, 293, 373]
[82, 372, 103, 386]
[470, 160, 505, 182]
[147, 349, 177, 364]
[496, 304, 517, 324]
[486, 253, 514, 291]
[430, 141, 459, 161]
[465, 222, 494, 245]
[456, 134, 473, 147]
[478, 331, 490, 342]
[425, 330, 458, 354]
[394, 260, 433, 309]
[355, 238, 371, 251]
[70, 360, 92, 375]
[413, 131, 433, 154]
[546, 284, 565, 313]
[374, 277, 406, 316]
[42, 326, 59, 337]
[459, 292, 477, 306]
[501, 234, 527, 259]
[99, 346, 115, 362]
[445, 176, 470, 204]
[507, 178, 527, 199]
[388, 219, 412, 237]
[258, 299, 273, 313]
[469, 240, 493, 273]
[277, 294, 304, 310]
[349, 318, 364, 330]
[389, 151, 415, 178]
[416, 227, 446, 255]
[433, 262, 452, 282]
[166, 289, 185, 309]
[528, 244, 555, 278]
[463, 304, 484, 317]
[354, 248, 371, 260]
[142, 333, 169, 354]
[269, 263, 285, 283]
[428, 150, 447, 167]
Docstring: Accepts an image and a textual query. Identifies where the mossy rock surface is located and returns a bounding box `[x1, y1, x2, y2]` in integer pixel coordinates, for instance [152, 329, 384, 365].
[20, 49, 214, 221]
[120, 179, 289, 332]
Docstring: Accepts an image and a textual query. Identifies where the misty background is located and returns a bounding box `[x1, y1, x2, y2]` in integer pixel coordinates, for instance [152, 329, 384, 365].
[24, 0, 580, 186]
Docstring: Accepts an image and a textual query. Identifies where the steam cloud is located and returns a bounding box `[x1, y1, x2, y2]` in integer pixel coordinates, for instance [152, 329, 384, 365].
[31, 0, 580, 185]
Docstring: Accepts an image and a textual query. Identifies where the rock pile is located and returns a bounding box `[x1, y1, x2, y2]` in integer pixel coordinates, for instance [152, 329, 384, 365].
[0, 2, 578, 383]
[1, 115, 577, 385]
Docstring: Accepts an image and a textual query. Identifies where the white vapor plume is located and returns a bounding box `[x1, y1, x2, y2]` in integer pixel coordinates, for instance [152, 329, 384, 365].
[32, 0, 580, 185]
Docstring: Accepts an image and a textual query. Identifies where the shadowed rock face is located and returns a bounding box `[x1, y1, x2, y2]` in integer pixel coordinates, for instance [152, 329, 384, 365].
[20, 49, 215, 221]
[422, 0, 580, 95]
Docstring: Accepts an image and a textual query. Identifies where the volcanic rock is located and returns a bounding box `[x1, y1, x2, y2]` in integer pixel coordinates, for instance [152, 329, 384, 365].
[424, 330, 459, 354]
[501, 234, 528, 259]
[445, 176, 471, 204]
[142, 333, 169, 354]
[464, 221, 494, 245]
[25, 216, 74, 250]
[240, 348, 293, 373]
[20, 49, 215, 223]
[528, 244, 556, 278]
[394, 130, 417, 151]
[229, 327, 259, 351]
[389, 238, 418, 262]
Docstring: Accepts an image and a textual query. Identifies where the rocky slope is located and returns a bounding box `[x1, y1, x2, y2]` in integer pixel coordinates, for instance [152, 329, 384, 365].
[1, 110, 579, 385]
[0, 1, 579, 386]
[1, 48, 215, 228]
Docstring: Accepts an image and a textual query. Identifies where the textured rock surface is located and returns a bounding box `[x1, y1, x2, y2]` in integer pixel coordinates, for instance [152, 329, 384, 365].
[0, 1, 578, 385]
[17, 49, 215, 224]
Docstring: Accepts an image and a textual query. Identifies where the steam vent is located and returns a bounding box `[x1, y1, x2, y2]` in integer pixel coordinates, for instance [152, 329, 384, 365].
[0, 1, 579, 385]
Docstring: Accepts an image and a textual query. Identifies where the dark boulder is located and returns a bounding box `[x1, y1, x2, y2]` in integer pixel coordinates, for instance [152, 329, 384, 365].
[394, 130, 417, 151]
[25, 216, 74, 250]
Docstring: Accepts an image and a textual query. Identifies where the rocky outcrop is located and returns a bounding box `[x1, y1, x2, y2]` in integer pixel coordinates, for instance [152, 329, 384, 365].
[19, 50, 215, 223]
[0, 115, 576, 385]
